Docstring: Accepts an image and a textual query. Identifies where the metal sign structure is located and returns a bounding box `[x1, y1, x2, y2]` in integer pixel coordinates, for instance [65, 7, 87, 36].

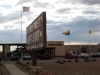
[26, 12, 47, 50]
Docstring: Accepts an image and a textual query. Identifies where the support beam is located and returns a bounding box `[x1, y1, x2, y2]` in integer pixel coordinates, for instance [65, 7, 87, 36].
[3, 45, 10, 57]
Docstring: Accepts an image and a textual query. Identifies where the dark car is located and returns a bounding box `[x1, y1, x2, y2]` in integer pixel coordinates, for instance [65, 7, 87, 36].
[39, 53, 50, 60]
[10, 53, 19, 61]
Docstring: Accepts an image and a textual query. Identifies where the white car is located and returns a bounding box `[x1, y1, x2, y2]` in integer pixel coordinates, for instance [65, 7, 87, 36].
[78, 53, 90, 58]
[90, 53, 98, 57]
[22, 53, 31, 60]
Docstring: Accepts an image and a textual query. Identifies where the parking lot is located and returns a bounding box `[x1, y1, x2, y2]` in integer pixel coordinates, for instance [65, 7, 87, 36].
[1, 57, 100, 64]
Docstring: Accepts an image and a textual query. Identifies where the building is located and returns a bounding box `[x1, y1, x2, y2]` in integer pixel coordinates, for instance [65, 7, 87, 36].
[45, 41, 100, 57]
[0, 41, 100, 57]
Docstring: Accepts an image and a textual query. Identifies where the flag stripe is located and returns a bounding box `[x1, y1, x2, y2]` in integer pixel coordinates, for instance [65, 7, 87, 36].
[23, 7, 30, 12]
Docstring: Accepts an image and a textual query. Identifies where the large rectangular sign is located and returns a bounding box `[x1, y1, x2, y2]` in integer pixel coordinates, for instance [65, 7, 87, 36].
[26, 12, 47, 50]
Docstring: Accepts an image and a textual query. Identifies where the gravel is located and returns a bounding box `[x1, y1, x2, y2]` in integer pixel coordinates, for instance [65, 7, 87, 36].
[37, 59, 100, 75]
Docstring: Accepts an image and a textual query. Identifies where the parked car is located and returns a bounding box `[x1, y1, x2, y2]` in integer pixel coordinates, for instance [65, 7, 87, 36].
[10, 53, 19, 60]
[39, 53, 50, 60]
[22, 53, 31, 60]
[78, 53, 90, 58]
[65, 53, 72, 59]
[90, 53, 98, 57]
[97, 52, 100, 57]
[65, 51, 78, 59]
[71, 51, 78, 58]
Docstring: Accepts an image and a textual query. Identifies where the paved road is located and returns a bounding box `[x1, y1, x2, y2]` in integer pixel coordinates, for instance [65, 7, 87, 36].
[1, 57, 100, 64]
[1, 57, 63, 64]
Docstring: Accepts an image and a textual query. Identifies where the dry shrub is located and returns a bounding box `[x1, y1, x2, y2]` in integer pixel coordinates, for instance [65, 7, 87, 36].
[20, 62, 24, 65]
[15, 61, 20, 64]
[93, 59, 96, 61]
[32, 69, 41, 74]
[75, 58, 79, 62]
[38, 72, 44, 75]
[68, 59, 71, 62]
[0, 62, 2, 65]
[28, 66, 44, 74]
[60, 60, 64, 64]
[38, 71, 53, 75]
[56, 60, 61, 63]
[25, 66, 30, 70]
[63, 60, 67, 62]
[84, 58, 89, 62]
[21, 62, 26, 66]
[29, 68, 33, 72]
[44, 72, 53, 75]
[26, 61, 30, 64]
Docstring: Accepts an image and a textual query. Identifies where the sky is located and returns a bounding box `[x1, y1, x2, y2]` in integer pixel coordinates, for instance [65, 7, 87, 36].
[0, 0, 100, 49]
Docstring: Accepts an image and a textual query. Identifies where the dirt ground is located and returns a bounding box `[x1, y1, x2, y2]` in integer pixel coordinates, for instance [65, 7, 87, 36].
[36, 59, 100, 75]
[0, 62, 11, 75]
[1, 58, 100, 75]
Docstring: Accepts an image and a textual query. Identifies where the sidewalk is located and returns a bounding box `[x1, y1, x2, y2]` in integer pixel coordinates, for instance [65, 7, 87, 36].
[4, 64, 28, 75]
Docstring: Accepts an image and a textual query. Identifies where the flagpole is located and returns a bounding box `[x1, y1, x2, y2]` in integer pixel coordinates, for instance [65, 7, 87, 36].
[21, 5, 23, 62]
[89, 31, 90, 53]
[69, 29, 70, 51]
[62, 29, 70, 53]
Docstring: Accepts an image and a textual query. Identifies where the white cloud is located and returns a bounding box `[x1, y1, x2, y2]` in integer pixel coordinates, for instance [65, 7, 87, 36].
[0, 0, 100, 46]
[0, 0, 19, 6]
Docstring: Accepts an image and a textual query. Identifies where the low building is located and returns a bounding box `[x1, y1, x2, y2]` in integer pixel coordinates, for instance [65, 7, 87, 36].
[44, 41, 100, 57]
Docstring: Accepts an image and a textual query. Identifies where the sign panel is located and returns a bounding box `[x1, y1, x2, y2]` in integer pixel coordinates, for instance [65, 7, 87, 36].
[26, 12, 47, 50]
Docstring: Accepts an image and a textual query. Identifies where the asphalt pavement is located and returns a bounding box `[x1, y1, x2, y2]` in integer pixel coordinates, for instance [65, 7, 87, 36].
[1, 57, 100, 64]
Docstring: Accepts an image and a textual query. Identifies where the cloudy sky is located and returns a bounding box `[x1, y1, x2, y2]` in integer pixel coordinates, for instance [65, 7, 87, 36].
[0, 0, 100, 47]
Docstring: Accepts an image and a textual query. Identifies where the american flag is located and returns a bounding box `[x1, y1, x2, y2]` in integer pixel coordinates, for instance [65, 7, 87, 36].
[23, 6, 30, 12]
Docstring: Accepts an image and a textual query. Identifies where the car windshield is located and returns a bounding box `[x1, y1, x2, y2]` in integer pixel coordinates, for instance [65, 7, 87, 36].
[13, 54, 18, 56]
[73, 52, 76, 54]
[84, 53, 88, 55]
[43, 53, 49, 56]
[23, 54, 30, 56]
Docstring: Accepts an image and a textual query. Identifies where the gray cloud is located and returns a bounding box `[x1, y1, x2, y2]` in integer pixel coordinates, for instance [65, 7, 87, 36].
[0, 29, 26, 43]
[0, 0, 100, 45]
[3, 26, 14, 29]
[33, 1, 54, 8]
[80, 0, 100, 5]
[56, 8, 71, 14]
[0, 10, 21, 24]
[47, 16, 100, 44]
[16, 0, 33, 5]
[57, 0, 100, 5]
[48, 17, 100, 32]
[47, 20, 62, 25]
[17, 0, 54, 9]
[83, 10, 99, 14]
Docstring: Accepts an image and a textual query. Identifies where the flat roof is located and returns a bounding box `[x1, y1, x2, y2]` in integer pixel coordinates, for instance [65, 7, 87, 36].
[0, 43, 26, 45]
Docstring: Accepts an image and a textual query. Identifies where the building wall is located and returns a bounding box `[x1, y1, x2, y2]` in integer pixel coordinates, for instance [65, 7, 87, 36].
[47, 41, 65, 56]
[65, 45, 99, 54]
[47, 41, 100, 57]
